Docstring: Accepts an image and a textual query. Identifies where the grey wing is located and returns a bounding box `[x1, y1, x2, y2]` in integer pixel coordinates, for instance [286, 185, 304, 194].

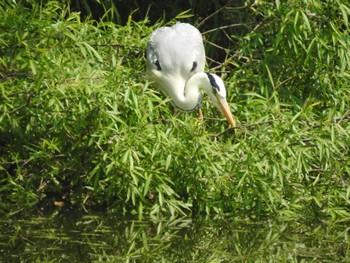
[146, 23, 205, 77]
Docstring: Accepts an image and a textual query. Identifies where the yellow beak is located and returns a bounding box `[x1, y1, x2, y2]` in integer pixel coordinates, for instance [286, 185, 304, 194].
[217, 96, 236, 128]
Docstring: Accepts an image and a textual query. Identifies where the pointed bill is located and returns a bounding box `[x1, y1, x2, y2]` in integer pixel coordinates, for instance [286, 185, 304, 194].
[217, 97, 236, 128]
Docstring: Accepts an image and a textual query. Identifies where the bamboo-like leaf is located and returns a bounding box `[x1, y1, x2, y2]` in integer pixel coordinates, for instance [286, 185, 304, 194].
[340, 4, 350, 27]
[158, 191, 163, 207]
[29, 60, 37, 75]
[165, 154, 172, 171]
[122, 149, 130, 164]
[82, 42, 103, 62]
[300, 10, 311, 31]
[265, 64, 275, 89]
[305, 37, 317, 65]
[174, 9, 194, 19]
[129, 152, 134, 170]
[291, 110, 303, 123]
[275, 0, 280, 11]
[143, 174, 153, 196]
[294, 10, 300, 31]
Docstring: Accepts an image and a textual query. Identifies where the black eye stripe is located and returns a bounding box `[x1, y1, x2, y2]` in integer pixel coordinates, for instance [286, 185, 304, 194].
[154, 60, 161, 70]
[206, 73, 220, 92]
[190, 61, 197, 72]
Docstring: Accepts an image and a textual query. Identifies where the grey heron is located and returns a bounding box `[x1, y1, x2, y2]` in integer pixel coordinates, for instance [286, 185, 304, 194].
[146, 22, 236, 128]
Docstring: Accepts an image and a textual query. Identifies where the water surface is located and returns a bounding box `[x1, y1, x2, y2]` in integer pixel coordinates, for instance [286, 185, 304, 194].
[1, 206, 349, 262]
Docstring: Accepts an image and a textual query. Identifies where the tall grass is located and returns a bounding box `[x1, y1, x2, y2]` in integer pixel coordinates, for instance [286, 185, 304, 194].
[0, 0, 349, 221]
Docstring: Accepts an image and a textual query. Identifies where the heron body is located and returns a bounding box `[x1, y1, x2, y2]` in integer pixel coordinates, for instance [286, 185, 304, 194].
[146, 22, 235, 128]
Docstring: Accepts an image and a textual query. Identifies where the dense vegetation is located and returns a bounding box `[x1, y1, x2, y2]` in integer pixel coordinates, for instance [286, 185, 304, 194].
[1, 0, 349, 222]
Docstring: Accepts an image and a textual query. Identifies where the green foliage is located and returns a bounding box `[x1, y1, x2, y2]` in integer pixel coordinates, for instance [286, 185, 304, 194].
[227, 0, 350, 220]
[0, 0, 349, 223]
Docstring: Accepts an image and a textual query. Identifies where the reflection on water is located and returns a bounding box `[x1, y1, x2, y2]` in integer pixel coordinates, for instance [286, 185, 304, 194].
[0, 206, 349, 262]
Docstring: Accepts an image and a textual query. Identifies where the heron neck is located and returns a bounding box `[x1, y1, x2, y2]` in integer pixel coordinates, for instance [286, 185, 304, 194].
[171, 72, 209, 112]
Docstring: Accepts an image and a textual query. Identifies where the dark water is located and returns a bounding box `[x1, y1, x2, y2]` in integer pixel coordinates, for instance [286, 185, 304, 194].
[1, 206, 349, 262]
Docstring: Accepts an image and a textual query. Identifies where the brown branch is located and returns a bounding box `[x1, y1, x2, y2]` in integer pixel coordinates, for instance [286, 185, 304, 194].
[202, 23, 250, 35]
[197, 1, 248, 28]
[8, 91, 35, 114]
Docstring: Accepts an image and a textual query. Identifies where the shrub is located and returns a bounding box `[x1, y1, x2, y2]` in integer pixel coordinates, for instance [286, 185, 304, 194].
[0, 0, 349, 221]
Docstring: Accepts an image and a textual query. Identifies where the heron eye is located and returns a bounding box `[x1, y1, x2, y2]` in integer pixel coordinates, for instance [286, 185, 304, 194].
[190, 61, 197, 72]
[154, 60, 162, 71]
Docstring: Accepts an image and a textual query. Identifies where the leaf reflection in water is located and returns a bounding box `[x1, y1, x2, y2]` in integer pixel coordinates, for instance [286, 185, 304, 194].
[1, 208, 349, 262]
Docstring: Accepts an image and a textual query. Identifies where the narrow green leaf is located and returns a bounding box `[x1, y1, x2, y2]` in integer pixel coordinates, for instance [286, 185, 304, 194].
[305, 37, 317, 65]
[275, 0, 280, 11]
[291, 110, 303, 123]
[174, 10, 194, 19]
[165, 154, 172, 171]
[294, 10, 300, 31]
[340, 4, 350, 27]
[265, 64, 275, 89]
[143, 174, 152, 196]
[82, 42, 103, 62]
[29, 60, 36, 75]
[300, 11, 311, 31]
[122, 149, 130, 164]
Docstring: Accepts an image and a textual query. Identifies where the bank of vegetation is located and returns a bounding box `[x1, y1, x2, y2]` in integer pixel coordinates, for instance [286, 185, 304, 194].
[1, 0, 349, 222]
